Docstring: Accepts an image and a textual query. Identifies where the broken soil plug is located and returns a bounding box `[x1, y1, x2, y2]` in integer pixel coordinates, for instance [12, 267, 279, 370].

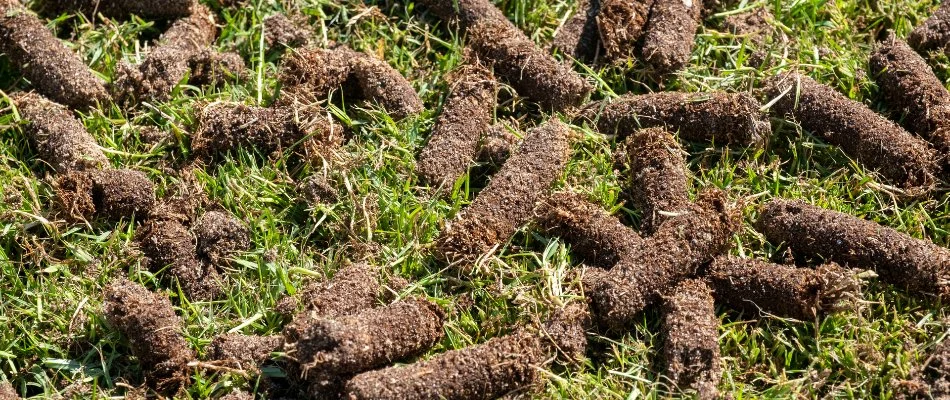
[56, 169, 156, 221]
[598, 0, 654, 63]
[277, 262, 380, 320]
[207, 333, 282, 371]
[35, 0, 195, 20]
[909, 1, 950, 55]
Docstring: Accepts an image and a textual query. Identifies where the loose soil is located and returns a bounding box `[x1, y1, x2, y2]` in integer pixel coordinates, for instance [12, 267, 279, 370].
[277, 262, 379, 319]
[578, 91, 771, 147]
[136, 217, 223, 301]
[722, 7, 772, 37]
[0, 3, 110, 110]
[56, 169, 156, 221]
[0, 382, 16, 400]
[188, 49, 248, 87]
[193, 210, 250, 265]
[639, 0, 702, 73]
[11, 92, 107, 174]
[597, 0, 653, 63]
[902, 340, 950, 398]
[757, 198, 950, 301]
[475, 122, 519, 165]
[416, 0, 510, 30]
[351, 54, 424, 119]
[552, 0, 601, 63]
[468, 19, 593, 111]
[616, 127, 690, 234]
[541, 302, 591, 364]
[763, 72, 938, 194]
[416, 62, 497, 188]
[909, 1, 950, 54]
[870, 32, 950, 173]
[207, 334, 282, 369]
[35, 0, 195, 20]
[278, 45, 360, 102]
[297, 174, 340, 206]
[344, 329, 543, 400]
[705, 256, 859, 320]
[660, 279, 720, 400]
[264, 13, 313, 48]
[103, 278, 194, 394]
[436, 119, 571, 271]
[585, 190, 739, 330]
[533, 191, 642, 269]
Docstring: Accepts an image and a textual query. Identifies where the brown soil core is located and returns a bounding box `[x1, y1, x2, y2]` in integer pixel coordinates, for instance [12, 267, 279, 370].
[660, 279, 721, 400]
[639, 0, 702, 73]
[188, 49, 248, 87]
[597, 0, 653, 63]
[416, 0, 510, 31]
[35, 0, 195, 20]
[56, 169, 156, 221]
[475, 122, 520, 165]
[193, 210, 251, 265]
[616, 127, 690, 233]
[909, 2, 950, 54]
[552, 0, 601, 63]
[351, 54, 424, 119]
[207, 334, 282, 370]
[277, 262, 380, 319]
[903, 340, 950, 398]
[264, 13, 313, 48]
[0, 382, 18, 400]
[136, 217, 223, 300]
[11, 92, 107, 173]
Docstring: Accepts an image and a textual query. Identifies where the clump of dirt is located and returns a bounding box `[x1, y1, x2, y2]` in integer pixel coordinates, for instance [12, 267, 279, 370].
[722, 7, 772, 36]
[763, 72, 937, 194]
[597, 0, 653, 63]
[207, 334, 282, 370]
[533, 191, 642, 269]
[552, 0, 601, 62]
[0, 3, 110, 110]
[219, 390, 254, 400]
[757, 198, 950, 301]
[909, 2, 950, 54]
[188, 49, 248, 87]
[475, 122, 520, 165]
[468, 19, 593, 111]
[136, 217, 223, 300]
[35, 0, 195, 20]
[0, 382, 17, 400]
[416, 0, 510, 30]
[436, 120, 571, 271]
[417, 62, 497, 188]
[193, 210, 250, 265]
[870, 32, 950, 173]
[616, 127, 689, 234]
[277, 263, 380, 319]
[578, 91, 770, 147]
[541, 303, 591, 364]
[103, 278, 195, 394]
[55, 169, 156, 221]
[278, 45, 359, 102]
[282, 298, 445, 397]
[706, 256, 859, 320]
[902, 340, 950, 398]
[351, 55, 424, 119]
[639, 0, 702, 73]
[585, 190, 739, 330]
[264, 13, 313, 48]
[297, 174, 339, 206]
[11, 92, 107, 173]
[345, 329, 543, 400]
[660, 279, 720, 400]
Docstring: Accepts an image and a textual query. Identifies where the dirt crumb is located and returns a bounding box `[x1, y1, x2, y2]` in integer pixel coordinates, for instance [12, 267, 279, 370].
[35, 0, 195, 20]
[722, 7, 772, 36]
[757, 198, 950, 301]
[136, 217, 223, 300]
[193, 210, 250, 265]
[207, 334, 281, 369]
[345, 329, 543, 400]
[351, 55, 424, 119]
[56, 169, 156, 221]
[903, 340, 950, 398]
[660, 279, 720, 400]
[11, 92, 107, 173]
[278, 262, 380, 319]
[436, 119, 572, 272]
[103, 278, 194, 394]
[597, 0, 653, 63]
[616, 127, 689, 233]
[417, 61, 497, 188]
[475, 122, 519, 165]
[264, 13, 313, 48]
[0, 3, 110, 110]
[0, 382, 18, 400]
[909, 1, 950, 54]
[639, 0, 702, 73]
[578, 91, 770, 147]
[188, 49, 248, 87]
[706, 256, 859, 320]
[552, 0, 601, 63]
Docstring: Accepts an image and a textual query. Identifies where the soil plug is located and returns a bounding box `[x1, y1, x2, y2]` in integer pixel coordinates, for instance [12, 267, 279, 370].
[56, 169, 156, 221]
[193, 210, 250, 265]
[36, 0, 195, 20]
[264, 13, 314, 48]
[278, 262, 380, 321]
[597, 0, 654, 63]
[616, 127, 690, 233]
[136, 217, 223, 300]
[909, 2, 950, 55]
[207, 334, 282, 370]
[660, 279, 721, 400]
[351, 54, 424, 119]
[11, 92, 107, 173]
[552, 0, 601, 63]
[639, 0, 702, 73]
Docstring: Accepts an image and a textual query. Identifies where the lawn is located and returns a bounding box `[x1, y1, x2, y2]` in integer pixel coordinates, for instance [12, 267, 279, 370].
[1, 0, 949, 398]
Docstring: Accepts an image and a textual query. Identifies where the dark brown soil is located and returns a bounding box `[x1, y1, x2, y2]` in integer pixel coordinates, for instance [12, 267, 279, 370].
[0, 382, 17, 400]
[103, 277, 194, 394]
[763, 72, 937, 193]
[417, 62, 497, 188]
[722, 7, 772, 37]
[757, 198, 950, 300]
[584, 190, 739, 330]
[207, 334, 282, 369]
[597, 0, 653, 63]
[344, 329, 543, 400]
[552, 0, 601, 62]
[468, 19, 593, 111]
[56, 169, 156, 221]
[193, 210, 250, 265]
[870, 32, 950, 173]
[278, 45, 359, 102]
[639, 0, 702, 73]
[475, 122, 519, 165]
[188, 49, 248, 87]
[909, 1, 950, 54]
[902, 340, 950, 398]
[660, 279, 720, 400]
[264, 13, 313, 48]
[11, 92, 107, 173]
[436, 119, 571, 271]
[35, 0, 195, 20]
[578, 91, 771, 147]
[705, 256, 859, 320]
[416, 0, 510, 30]
[533, 191, 642, 269]
[0, 4, 110, 110]
[297, 174, 339, 206]
[616, 127, 689, 234]
[282, 298, 445, 397]
[278, 262, 379, 319]
[541, 302, 591, 364]
[136, 217, 223, 300]
[351, 55, 424, 119]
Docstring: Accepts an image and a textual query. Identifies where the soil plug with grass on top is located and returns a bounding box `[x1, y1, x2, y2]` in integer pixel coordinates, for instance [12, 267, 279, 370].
[757, 198, 950, 301]
[416, 0, 511, 30]
[277, 262, 380, 320]
[552, 0, 601, 63]
[0, 2, 110, 110]
[705, 256, 859, 320]
[35, 0, 195, 20]
[103, 278, 195, 394]
[436, 119, 572, 271]
[763, 72, 937, 194]
[416, 61, 497, 188]
[660, 279, 721, 400]
[11, 92, 107, 173]
[616, 127, 690, 234]
[577, 91, 771, 147]
[277, 45, 360, 102]
[909, 1, 950, 55]
[639, 0, 702, 73]
[187, 49, 248, 87]
[597, 0, 654, 63]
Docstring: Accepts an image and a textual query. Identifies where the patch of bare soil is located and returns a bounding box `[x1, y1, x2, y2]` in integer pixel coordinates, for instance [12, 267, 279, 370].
[597, 0, 653, 63]
[757, 198, 950, 301]
[552, 0, 601, 63]
[901, 340, 950, 398]
[468, 19, 593, 111]
[763, 72, 937, 194]
[639, 0, 702, 73]
[660, 279, 720, 400]
[436, 119, 571, 272]
[264, 13, 313, 48]
[11, 92, 107, 173]
[870, 32, 950, 173]
[416, 61, 497, 188]
[207, 334, 282, 370]
[0, 381, 17, 400]
[0, 3, 110, 110]
[35, 0, 195, 20]
[55, 169, 156, 221]
[475, 122, 519, 165]
[616, 127, 689, 234]
[188, 49, 248, 87]
[578, 91, 770, 147]
[585, 190, 739, 330]
[193, 210, 250, 265]
[103, 278, 194, 395]
[705, 256, 859, 320]
[345, 329, 543, 400]
[533, 191, 642, 269]
[277, 263, 379, 319]
[909, 1, 950, 54]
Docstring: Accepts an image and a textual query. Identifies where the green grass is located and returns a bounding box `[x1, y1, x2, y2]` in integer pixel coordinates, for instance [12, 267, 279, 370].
[2, 0, 950, 398]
